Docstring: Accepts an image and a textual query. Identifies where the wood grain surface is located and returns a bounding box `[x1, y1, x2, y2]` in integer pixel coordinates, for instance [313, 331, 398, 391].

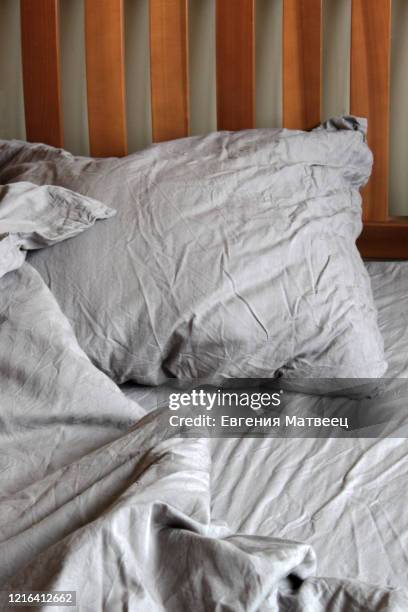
[283, 0, 322, 130]
[21, 0, 63, 147]
[216, 0, 255, 131]
[150, 0, 189, 142]
[85, 0, 128, 157]
[351, 0, 392, 221]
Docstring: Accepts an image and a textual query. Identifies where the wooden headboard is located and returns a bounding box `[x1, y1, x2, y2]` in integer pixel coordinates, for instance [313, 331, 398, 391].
[19, 0, 408, 259]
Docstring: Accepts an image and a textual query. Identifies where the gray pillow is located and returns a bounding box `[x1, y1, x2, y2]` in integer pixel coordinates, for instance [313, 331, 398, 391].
[0, 181, 115, 278]
[0, 117, 388, 386]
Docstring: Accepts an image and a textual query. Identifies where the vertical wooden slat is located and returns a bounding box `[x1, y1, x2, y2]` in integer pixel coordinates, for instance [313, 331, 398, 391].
[85, 0, 127, 157]
[150, 0, 189, 142]
[351, 0, 391, 222]
[216, 0, 255, 131]
[283, 0, 322, 130]
[20, 0, 63, 147]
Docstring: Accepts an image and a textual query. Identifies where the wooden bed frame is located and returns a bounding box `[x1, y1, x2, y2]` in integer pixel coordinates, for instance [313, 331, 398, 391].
[19, 0, 408, 259]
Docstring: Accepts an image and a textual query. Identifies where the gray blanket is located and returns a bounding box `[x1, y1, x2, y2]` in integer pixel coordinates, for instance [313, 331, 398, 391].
[0, 264, 406, 611]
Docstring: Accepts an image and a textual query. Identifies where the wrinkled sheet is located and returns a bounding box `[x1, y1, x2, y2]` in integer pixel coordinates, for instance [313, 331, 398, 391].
[123, 261, 408, 606]
[1, 264, 407, 611]
[0, 181, 114, 278]
[1, 120, 387, 388]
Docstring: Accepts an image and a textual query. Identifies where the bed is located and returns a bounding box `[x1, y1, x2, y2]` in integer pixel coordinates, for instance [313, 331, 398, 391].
[121, 259, 408, 591]
[1, 1, 408, 611]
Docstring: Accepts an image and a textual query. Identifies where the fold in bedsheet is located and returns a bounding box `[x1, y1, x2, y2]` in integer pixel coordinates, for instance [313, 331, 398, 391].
[0, 264, 406, 611]
[209, 261, 408, 602]
[119, 260, 408, 607]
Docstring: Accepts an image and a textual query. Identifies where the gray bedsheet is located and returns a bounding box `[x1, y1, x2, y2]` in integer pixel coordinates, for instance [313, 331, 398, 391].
[0, 261, 407, 611]
[123, 261, 408, 605]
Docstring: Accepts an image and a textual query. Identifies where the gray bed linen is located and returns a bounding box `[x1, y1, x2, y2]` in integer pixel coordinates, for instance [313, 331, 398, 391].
[0, 233, 25, 278]
[0, 181, 114, 245]
[0, 263, 406, 611]
[122, 261, 408, 406]
[121, 261, 408, 604]
[209, 260, 408, 602]
[0, 119, 387, 388]
[0, 181, 114, 278]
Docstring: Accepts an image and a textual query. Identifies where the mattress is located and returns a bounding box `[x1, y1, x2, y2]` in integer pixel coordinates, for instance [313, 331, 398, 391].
[121, 260, 408, 592]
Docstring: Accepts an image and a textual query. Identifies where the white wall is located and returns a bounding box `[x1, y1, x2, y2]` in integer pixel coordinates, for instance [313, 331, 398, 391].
[0, 0, 407, 214]
[0, 0, 25, 141]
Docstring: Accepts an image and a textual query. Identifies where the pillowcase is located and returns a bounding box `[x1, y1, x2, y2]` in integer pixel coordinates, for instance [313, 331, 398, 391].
[0, 181, 115, 278]
[0, 117, 388, 387]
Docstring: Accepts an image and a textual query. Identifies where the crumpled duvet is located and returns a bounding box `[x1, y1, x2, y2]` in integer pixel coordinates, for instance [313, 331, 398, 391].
[0, 181, 114, 279]
[0, 264, 406, 611]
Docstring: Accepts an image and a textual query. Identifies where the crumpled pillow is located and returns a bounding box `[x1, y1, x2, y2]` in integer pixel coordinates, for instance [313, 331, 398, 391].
[0, 181, 115, 278]
[0, 119, 388, 391]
